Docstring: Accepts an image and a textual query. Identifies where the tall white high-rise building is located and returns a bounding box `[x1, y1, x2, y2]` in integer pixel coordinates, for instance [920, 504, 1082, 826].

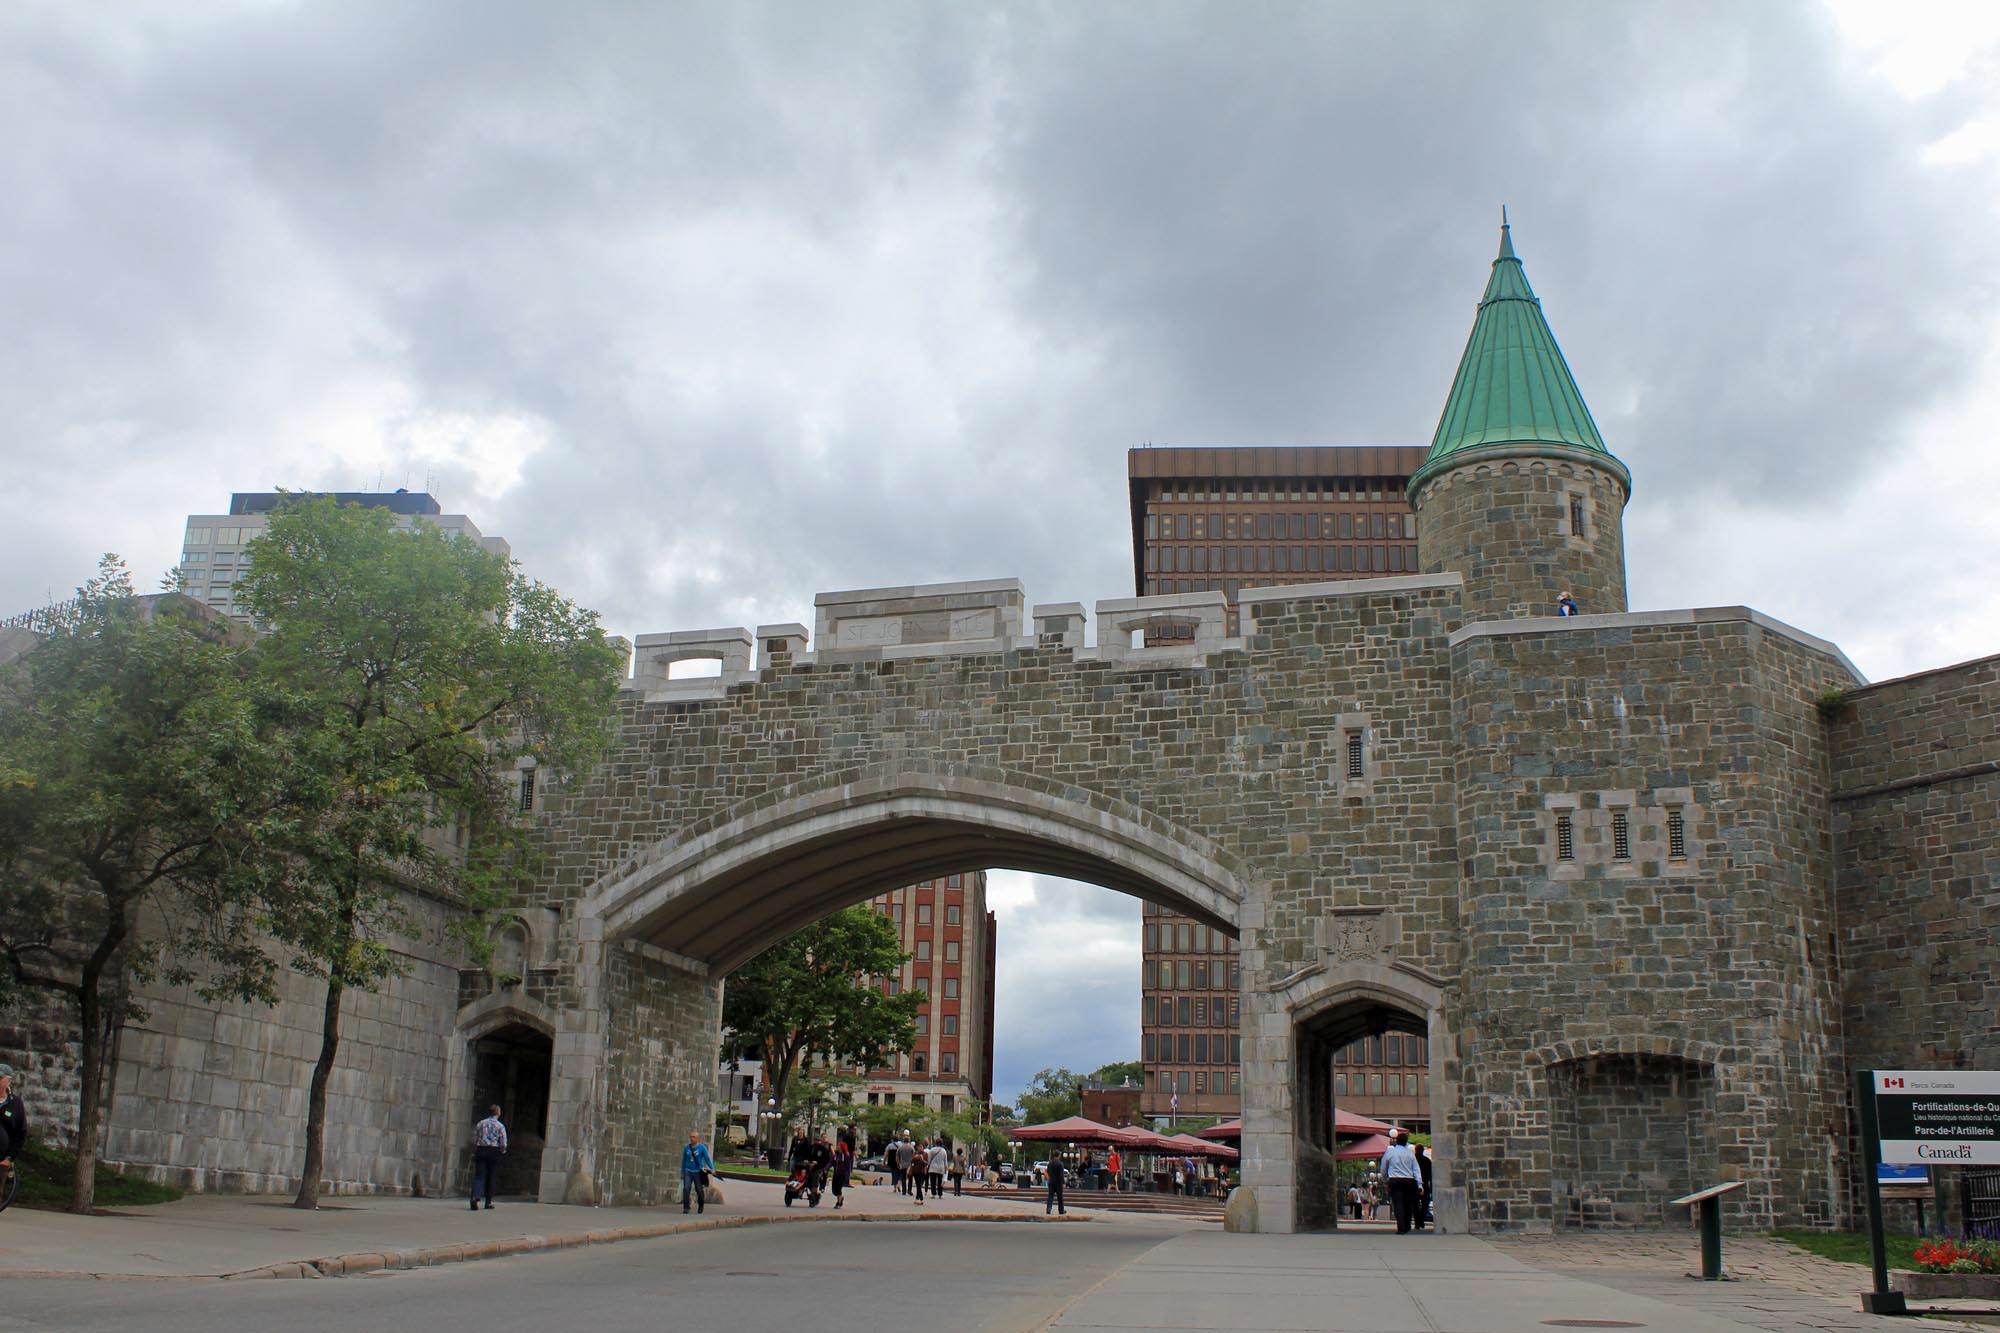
[177, 490, 510, 621]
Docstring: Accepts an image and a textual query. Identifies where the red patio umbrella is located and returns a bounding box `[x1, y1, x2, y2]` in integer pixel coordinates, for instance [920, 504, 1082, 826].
[1196, 1118, 1241, 1141]
[1335, 1108, 1397, 1136]
[1336, 1132, 1393, 1161]
[1161, 1132, 1238, 1161]
[1007, 1115, 1156, 1149]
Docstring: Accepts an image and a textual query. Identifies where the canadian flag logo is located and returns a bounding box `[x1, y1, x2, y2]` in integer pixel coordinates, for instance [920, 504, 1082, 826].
[1882, 1076, 1905, 1089]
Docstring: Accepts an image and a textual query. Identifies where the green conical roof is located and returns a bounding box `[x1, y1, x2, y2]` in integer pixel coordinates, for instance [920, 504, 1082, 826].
[1411, 218, 1622, 494]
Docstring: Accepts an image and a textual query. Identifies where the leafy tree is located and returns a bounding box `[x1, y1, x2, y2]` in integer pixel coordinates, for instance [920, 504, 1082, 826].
[0, 560, 287, 1212]
[1015, 1066, 1082, 1124]
[1088, 1060, 1143, 1088]
[237, 498, 623, 1209]
[722, 905, 922, 1149]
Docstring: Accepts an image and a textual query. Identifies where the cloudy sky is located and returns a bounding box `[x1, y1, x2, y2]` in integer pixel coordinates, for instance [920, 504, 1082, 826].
[7, 1, 2000, 1108]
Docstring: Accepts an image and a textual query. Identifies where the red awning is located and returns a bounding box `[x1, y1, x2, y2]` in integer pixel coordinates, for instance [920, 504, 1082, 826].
[1160, 1132, 1238, 1161]
[1196, 1118, 1241, 1141]
[1195, 1110, 1395, 1141]
[1007, 1116, 1157, 1148]
[1336, 1132, 1394, 1161]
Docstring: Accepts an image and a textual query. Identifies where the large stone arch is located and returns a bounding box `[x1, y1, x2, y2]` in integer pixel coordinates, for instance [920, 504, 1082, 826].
[585, 764, 1250, 968]
[1239, 961, 1459, 1234]
[545, 763, 1254, 1206]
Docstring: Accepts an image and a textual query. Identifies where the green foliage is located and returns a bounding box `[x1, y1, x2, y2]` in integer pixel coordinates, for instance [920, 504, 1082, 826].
[1770, 1228, 1927, 1272]
[722, 905, 922, 1143]
[1088, 1060, 1143, 1088]
[11, 1137, 185, 1211]
[1015, 1067, 1082, 1124]
[1814, 686, 1851, 720]
[234, 496, 623, 1206]
[0, 558, 289, 1212]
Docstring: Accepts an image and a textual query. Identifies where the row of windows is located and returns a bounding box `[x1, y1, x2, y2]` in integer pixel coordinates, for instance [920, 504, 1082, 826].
[1148, 544, 1421, 576]
[912, 940, 963, 962]
[1145, 995, 1241, 1028]
[1337, 1072, 1427, 1097]
[1334, 1034, 1428, 1067]
[863, 1090, 959, 1107]
[879, 975, 963, 998]
[1146, 510, 1411, 543]
[874, 902, 966, 925]
[1143, 961, 1240, 991]
[911, 1014, 962, 1036]
[1149, 1069, 1240, 1094]
[1146, 477, 1406, 504]
[1553, 809, 1687, 862]
[184, 525, 259, 547]
[1143, 921, 1236, 954]
[1145, 1032, 1242, 1064]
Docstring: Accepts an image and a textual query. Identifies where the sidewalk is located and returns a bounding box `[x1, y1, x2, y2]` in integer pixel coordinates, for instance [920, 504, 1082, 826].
[0, 1176, 1096, 1281]
[1046, 1230, 1995, 1333]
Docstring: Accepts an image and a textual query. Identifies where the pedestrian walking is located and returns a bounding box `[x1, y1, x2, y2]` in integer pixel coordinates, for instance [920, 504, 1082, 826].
[1380, 1130, 1422, 1234]
[0, 1065, 29, 1193]
[1045, 1153, 1067, 1216]
[470, 1104, 507, 1210]
[1414, 1142, 1434, 1230]
[829, 1135, 852, 1209]
[950, 1144, 967, 1196]
[681, 1128, 715, 1214]
[1105, 1147, 1122, 1192]
[893, 1133, 916, 1195]
[926, 1140, 947, 1199]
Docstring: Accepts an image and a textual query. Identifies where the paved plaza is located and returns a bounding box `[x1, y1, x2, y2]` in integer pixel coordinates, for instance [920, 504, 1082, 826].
[0, 1186, 1989, 1332]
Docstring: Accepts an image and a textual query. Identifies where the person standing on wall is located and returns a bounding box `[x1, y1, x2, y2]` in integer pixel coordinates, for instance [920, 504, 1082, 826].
[1380, 1129, 1422, 1234]
[470, 1104, 507, 1210]
[681, 1128, 715, 1215]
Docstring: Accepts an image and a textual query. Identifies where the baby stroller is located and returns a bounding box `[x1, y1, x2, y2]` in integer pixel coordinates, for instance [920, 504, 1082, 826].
[783, 1163, 824, 1208]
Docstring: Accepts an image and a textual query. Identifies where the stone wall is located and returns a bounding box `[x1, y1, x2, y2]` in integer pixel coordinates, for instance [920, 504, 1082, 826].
[597, 943, 723, 1206]
[101, 890, 467, 1197]
[1447, 609, 1858, 1230]
[0, 988, 82, 1150]
[1414, 449, 1628, 622]
[1830, 654, 2000, 1224]
[1550, 1054, 1715, 1227]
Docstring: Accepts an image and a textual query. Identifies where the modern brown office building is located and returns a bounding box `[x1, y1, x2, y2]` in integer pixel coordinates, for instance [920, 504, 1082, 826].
[1131, 446, 1431, 1126]
[834, 872, 997, 1114]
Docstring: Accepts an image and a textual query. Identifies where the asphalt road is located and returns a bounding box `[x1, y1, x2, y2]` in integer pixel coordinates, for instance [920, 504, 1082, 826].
[0, 1218, 1184, 1333]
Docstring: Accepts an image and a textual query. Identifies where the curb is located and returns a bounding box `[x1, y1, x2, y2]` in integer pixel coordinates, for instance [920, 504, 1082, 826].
[212, 1209, 1095, 1281]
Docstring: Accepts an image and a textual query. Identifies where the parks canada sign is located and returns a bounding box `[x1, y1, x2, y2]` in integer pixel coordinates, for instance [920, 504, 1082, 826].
[1874, 1071, 2000, 1166]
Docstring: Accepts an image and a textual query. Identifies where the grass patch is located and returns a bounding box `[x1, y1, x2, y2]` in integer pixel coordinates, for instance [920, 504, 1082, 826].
[12, 1140, 184, 1212]
[716, 1162, 789, 1179]
[1769, 1228, 1926, 1271]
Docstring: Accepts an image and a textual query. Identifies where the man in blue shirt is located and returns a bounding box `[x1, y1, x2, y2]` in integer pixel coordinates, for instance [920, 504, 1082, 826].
[681, 1129, 715, 1214]
[1379, 1129, 1422, 1234]
[470, 1105, 507, 1210]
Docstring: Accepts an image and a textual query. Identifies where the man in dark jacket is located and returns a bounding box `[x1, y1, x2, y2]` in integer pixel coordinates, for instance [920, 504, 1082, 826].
[0, 1064, 29, 1184]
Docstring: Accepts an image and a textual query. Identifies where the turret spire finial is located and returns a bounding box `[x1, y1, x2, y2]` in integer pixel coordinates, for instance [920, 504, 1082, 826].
[1498, 206, 1515, 260]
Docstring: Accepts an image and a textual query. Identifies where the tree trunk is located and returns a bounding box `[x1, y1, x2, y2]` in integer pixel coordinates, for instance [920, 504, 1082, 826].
[68, 976, 104, 1215]
[293, 970, 346, 1209]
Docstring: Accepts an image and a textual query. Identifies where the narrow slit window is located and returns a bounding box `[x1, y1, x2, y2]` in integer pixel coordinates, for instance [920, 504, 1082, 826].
[1345, 731, 1365, 779]
[1667, 809, 1687, 860]
[1556, 813, 1575, 861]
[1569, 496, 1586, 537]
[519, 769, 536, 812]
[1612, 810, 1632, 860]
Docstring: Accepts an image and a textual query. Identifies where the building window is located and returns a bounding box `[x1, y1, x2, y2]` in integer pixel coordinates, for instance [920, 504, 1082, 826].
[941, 1053, 956, 1073]
[944, 941, 959, 962]
[1193, 998, 1207, 1025]
[1371, 1074, 1384, 1095]
[913, 1056, 926, 1073]
[1194, 1071, 1206, 1093]
[1385, 1034, 1400, 1064]
[915, 977, 930, 994]
[1178, 996, 1191, 1025]
[1335, 1073, 1347, 1096]
[1193, 962, 1207, 989]
[1178, 1071, 1192, 1094]
[1143, 996, 1156, 1024]
[1177, 961, 1192, 989]
[914, 1014, 928, 1035]
[1143, 1033, 1155, 1061]
[1612, 810, 1631, 861]
[1177, 922, 1192, 951]
[1668, 808, 1688, 860]
[1178, 1035, 1190, 1062]
[917, 904, 932, 924]
[1345, 730, 1365, 779]
[519, 769, 536, 812]
[942, 1015, 958, 1035]
[1556, 813, 1575, 861]
[916, 941, 931, 961]
[1570, 496, 1586, 537]
[946, 905, 961, 925]
[943, 978, 958, 998]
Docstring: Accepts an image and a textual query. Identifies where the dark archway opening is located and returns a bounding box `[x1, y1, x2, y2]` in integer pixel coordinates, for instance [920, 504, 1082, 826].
[471, 1022, 552, 1198]
[1295, 997, 1428, 1232]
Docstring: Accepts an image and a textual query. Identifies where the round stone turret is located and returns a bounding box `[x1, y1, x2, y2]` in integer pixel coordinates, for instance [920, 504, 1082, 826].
[1412, 218, 1630, 621]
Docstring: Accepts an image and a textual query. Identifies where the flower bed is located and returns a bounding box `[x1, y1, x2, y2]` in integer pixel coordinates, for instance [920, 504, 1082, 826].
[1890, 1237, 2000, 1300]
